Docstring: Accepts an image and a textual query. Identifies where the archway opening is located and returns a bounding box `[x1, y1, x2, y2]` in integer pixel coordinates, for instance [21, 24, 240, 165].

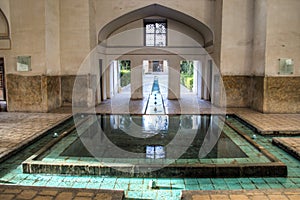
[96, 3, 215, 108]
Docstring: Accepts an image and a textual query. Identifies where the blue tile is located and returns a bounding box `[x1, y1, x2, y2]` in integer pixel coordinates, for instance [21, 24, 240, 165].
[19, 179, 36, 186]
[129, 178, 144, 184]
[88, 177, 103, 184]
[184, 178, 198, 185]
[116, 178, 131, 184]
[32, 180, 49, 186]
[185, 184, 200, 190]
[129, 183, 144, 191]
[199, 184, 215, 190]
[156, 178, 171, 185]
[171, 190, 182, 198]
[114, 182, 129, 190]
[197, 178, 212, 184]
[86, 182, 101, 189]
[213, 183, 229, 190]
[241, 182, 256, 190]
[227, 183, 243, 190]
[127, 191, 143, 199]
[58, 181, 74, 188]
[100, 182, 115, 189]
[142, 191, 158, 199]
[72, 182, 87, 188]
[156, 191, 172, 200]
[170, 178, 184, 185]
[224, 178, 239, 184]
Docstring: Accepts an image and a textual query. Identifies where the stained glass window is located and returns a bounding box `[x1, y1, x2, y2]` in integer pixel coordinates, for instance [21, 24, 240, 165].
[145, 19, 167, 46]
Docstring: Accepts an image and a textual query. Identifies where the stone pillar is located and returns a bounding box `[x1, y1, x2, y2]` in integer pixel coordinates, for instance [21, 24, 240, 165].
[163, 60, 168, 73]
[168, 58, 180, 99]
[202, 58, 212, 101]
[130, 59, 143, 100]
[143, 60, 149, 74]
[107, 61, 114, 99]
[113, 60, 118, 96]
[193, 60, 199, 94]
[105, 65, 110, 99]
[101, 63, 107, 101]
[196, 60, 202, 98]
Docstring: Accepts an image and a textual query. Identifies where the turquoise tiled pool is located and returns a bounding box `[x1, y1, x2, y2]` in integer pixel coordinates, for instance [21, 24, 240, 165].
[22, 114, 285, 177]
[0, 116, 300, 200]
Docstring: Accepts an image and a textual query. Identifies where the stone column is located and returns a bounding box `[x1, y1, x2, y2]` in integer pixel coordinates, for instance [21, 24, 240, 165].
[130, 59, 143, 100]
[105, 65, 110, 99]
[101, 61, 107, 101]
[195, 60, 202, 99]
[202, 57, 212, 101]
[113, 60, 118, 95]
[107, 61, 114, 99]
[168, 57, 181, 99]
[193, 60, 199, 94]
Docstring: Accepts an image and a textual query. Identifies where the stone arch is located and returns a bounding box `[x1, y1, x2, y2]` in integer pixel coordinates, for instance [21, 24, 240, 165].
[0, 8, 9, 38]
[0, 8, 10, 49]
[98, 4, 214, 48]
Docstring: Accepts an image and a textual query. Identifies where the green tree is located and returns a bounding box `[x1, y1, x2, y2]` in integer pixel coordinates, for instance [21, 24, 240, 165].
[119, 60, 131, 70]
[180, 61, 193, 76]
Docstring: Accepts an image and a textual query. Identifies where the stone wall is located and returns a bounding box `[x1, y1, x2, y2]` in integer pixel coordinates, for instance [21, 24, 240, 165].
[222, 76, 251, 107]
[264, 77, 300, 113]
[222, 75, 300, 113]
[6, 74, 61, 112]
[61, 75, 76, 106]
[6, 74, 97, 112]
[249, 76, 264, 112]
[7, 74, 44, 112]
[46, 76, 61, 111]
[63, 74, 97, 108]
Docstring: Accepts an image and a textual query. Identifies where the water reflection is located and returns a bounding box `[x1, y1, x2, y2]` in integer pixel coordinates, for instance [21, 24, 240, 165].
[63, 114, 246, 160]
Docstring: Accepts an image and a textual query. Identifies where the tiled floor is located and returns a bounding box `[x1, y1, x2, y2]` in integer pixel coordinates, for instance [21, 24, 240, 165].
[0, 112, 70, 162]
[0, 184, 124, 200]
[273, 138, 300, 160]
[0, 90, 300, 199]
[182, 188, 300, 200]
[232, 108, 300, 134]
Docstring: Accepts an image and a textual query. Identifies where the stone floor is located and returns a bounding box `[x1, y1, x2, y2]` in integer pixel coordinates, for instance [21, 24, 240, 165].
[0, 184, 124, 200]
[0, 90, 300, 199]
[0, 112, 70, 163]
[182, 188, 300, 200]
[232, 108, 300, 134]
[272, 138, 300, 160]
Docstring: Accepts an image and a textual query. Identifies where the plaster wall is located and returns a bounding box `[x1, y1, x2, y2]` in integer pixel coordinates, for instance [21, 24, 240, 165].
[45, 0, 60, 75]
[0, 11, 8, 36]
[0, 0, 10, 33]
[252, 0, 267, 76]
[95, 0, 215, 41]
[60, 0, 94, 75]
[8, 0, 46, 75]
[0, 0, 11, 53]
[210, 0, 222, 68]
[107, 20, 144, 46]
[265, 0, 300, 76]
[220, 0, 254, 75]
[107, 19, 204, 47]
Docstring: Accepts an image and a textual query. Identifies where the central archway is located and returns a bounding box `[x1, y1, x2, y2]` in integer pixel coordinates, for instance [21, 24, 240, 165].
[96, 3, 218, 105]
[98, 4, 214, 48]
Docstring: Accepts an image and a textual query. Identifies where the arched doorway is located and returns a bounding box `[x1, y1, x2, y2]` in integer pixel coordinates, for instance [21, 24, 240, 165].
[97, 4, 214, 102]
[0, 8, 10, 111]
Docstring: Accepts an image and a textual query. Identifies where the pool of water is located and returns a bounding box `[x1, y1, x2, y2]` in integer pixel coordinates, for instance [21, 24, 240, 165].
[21, 114, 286, 178]
[0, 115, 299, 199]
[61, 115, 246, 159]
